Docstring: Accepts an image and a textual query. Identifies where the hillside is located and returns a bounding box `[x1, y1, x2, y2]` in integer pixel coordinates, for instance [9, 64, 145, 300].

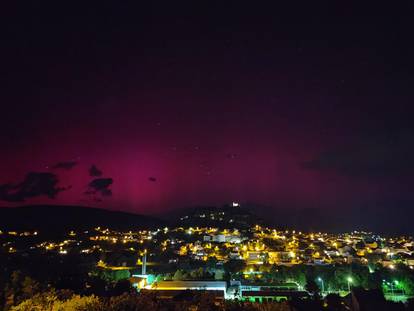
[172, 203, 263, 229]
[0, 205, 164, 233]
[170, 202, 414, 235]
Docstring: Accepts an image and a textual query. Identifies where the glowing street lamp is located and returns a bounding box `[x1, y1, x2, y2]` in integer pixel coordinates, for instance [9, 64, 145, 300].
[347, 276, 353, 292]
[317, 277, 325, 294]
[383, 279, 399, 296]
[391, 280, 399, 296]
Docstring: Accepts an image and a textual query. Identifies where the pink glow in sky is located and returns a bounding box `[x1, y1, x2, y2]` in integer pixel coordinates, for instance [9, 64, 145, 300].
[2, 3, 414, 218]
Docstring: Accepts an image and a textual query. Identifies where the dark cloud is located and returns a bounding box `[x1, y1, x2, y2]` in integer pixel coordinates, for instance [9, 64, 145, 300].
[148, 177, 157, 182]
[0, 172, 65, 202]
[86, 178, 113, 197]
[302, 130, 414, 178]
[89, 165, 103, 177]
[52, 161, 78, 170]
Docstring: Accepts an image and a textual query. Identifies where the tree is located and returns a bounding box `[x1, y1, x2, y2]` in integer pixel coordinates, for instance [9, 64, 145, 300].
[21, 277, 41, 300]
[190, 268, 204, 279]
[10, 292, 103, 311]
[325, 293, 344, 311]
[92, 268, 131, 283]
[109, 280, 132, 296]
[173, 270, 187, 281]
[224, 259, 246, 275]
[251, 302, 292, 311]
[106, 292, 159, 311]
[52, 294, 102, 311]
[214, 269, 225, 280]
[3, 271, 43, 309]
[193, 292, 221, 311]
[305, 278, 321, 296]
[206, 257, 218, 269]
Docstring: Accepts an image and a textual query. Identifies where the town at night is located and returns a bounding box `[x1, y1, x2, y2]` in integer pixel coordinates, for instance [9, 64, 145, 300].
[1, 204, 414, 310]
[2, 2, 414, 311]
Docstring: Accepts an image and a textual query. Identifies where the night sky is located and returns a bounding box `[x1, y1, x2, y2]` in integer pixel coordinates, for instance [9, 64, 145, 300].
[2, 3, 414, 219]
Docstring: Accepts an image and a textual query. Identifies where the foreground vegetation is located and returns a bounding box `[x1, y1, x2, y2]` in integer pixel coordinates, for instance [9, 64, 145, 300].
[6, 289, 414, 311]
[1, 269, 414, 311]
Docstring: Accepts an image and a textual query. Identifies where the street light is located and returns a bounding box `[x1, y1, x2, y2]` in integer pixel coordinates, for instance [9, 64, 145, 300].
[387, 281, 395, 296]
[383, 280, 399, 296]
[391, 280, 400, 296]
[317, 277, 325, 294]
[347, 276, 353, 292]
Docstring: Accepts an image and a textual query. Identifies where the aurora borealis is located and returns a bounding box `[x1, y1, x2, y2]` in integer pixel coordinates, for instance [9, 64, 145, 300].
[1, 2, 414, 221]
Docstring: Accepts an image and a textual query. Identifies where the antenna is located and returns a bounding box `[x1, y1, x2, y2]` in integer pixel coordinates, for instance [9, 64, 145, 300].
[142, 249, 147, 275]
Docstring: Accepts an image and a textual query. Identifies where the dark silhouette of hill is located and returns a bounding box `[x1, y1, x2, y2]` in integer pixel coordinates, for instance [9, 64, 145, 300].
[165, 202, 414, 235]
[2, 202, 411, 236]
[251, 202, 414, 236]
[167, 204, 263, 229]
[0, 205, 164, 233]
